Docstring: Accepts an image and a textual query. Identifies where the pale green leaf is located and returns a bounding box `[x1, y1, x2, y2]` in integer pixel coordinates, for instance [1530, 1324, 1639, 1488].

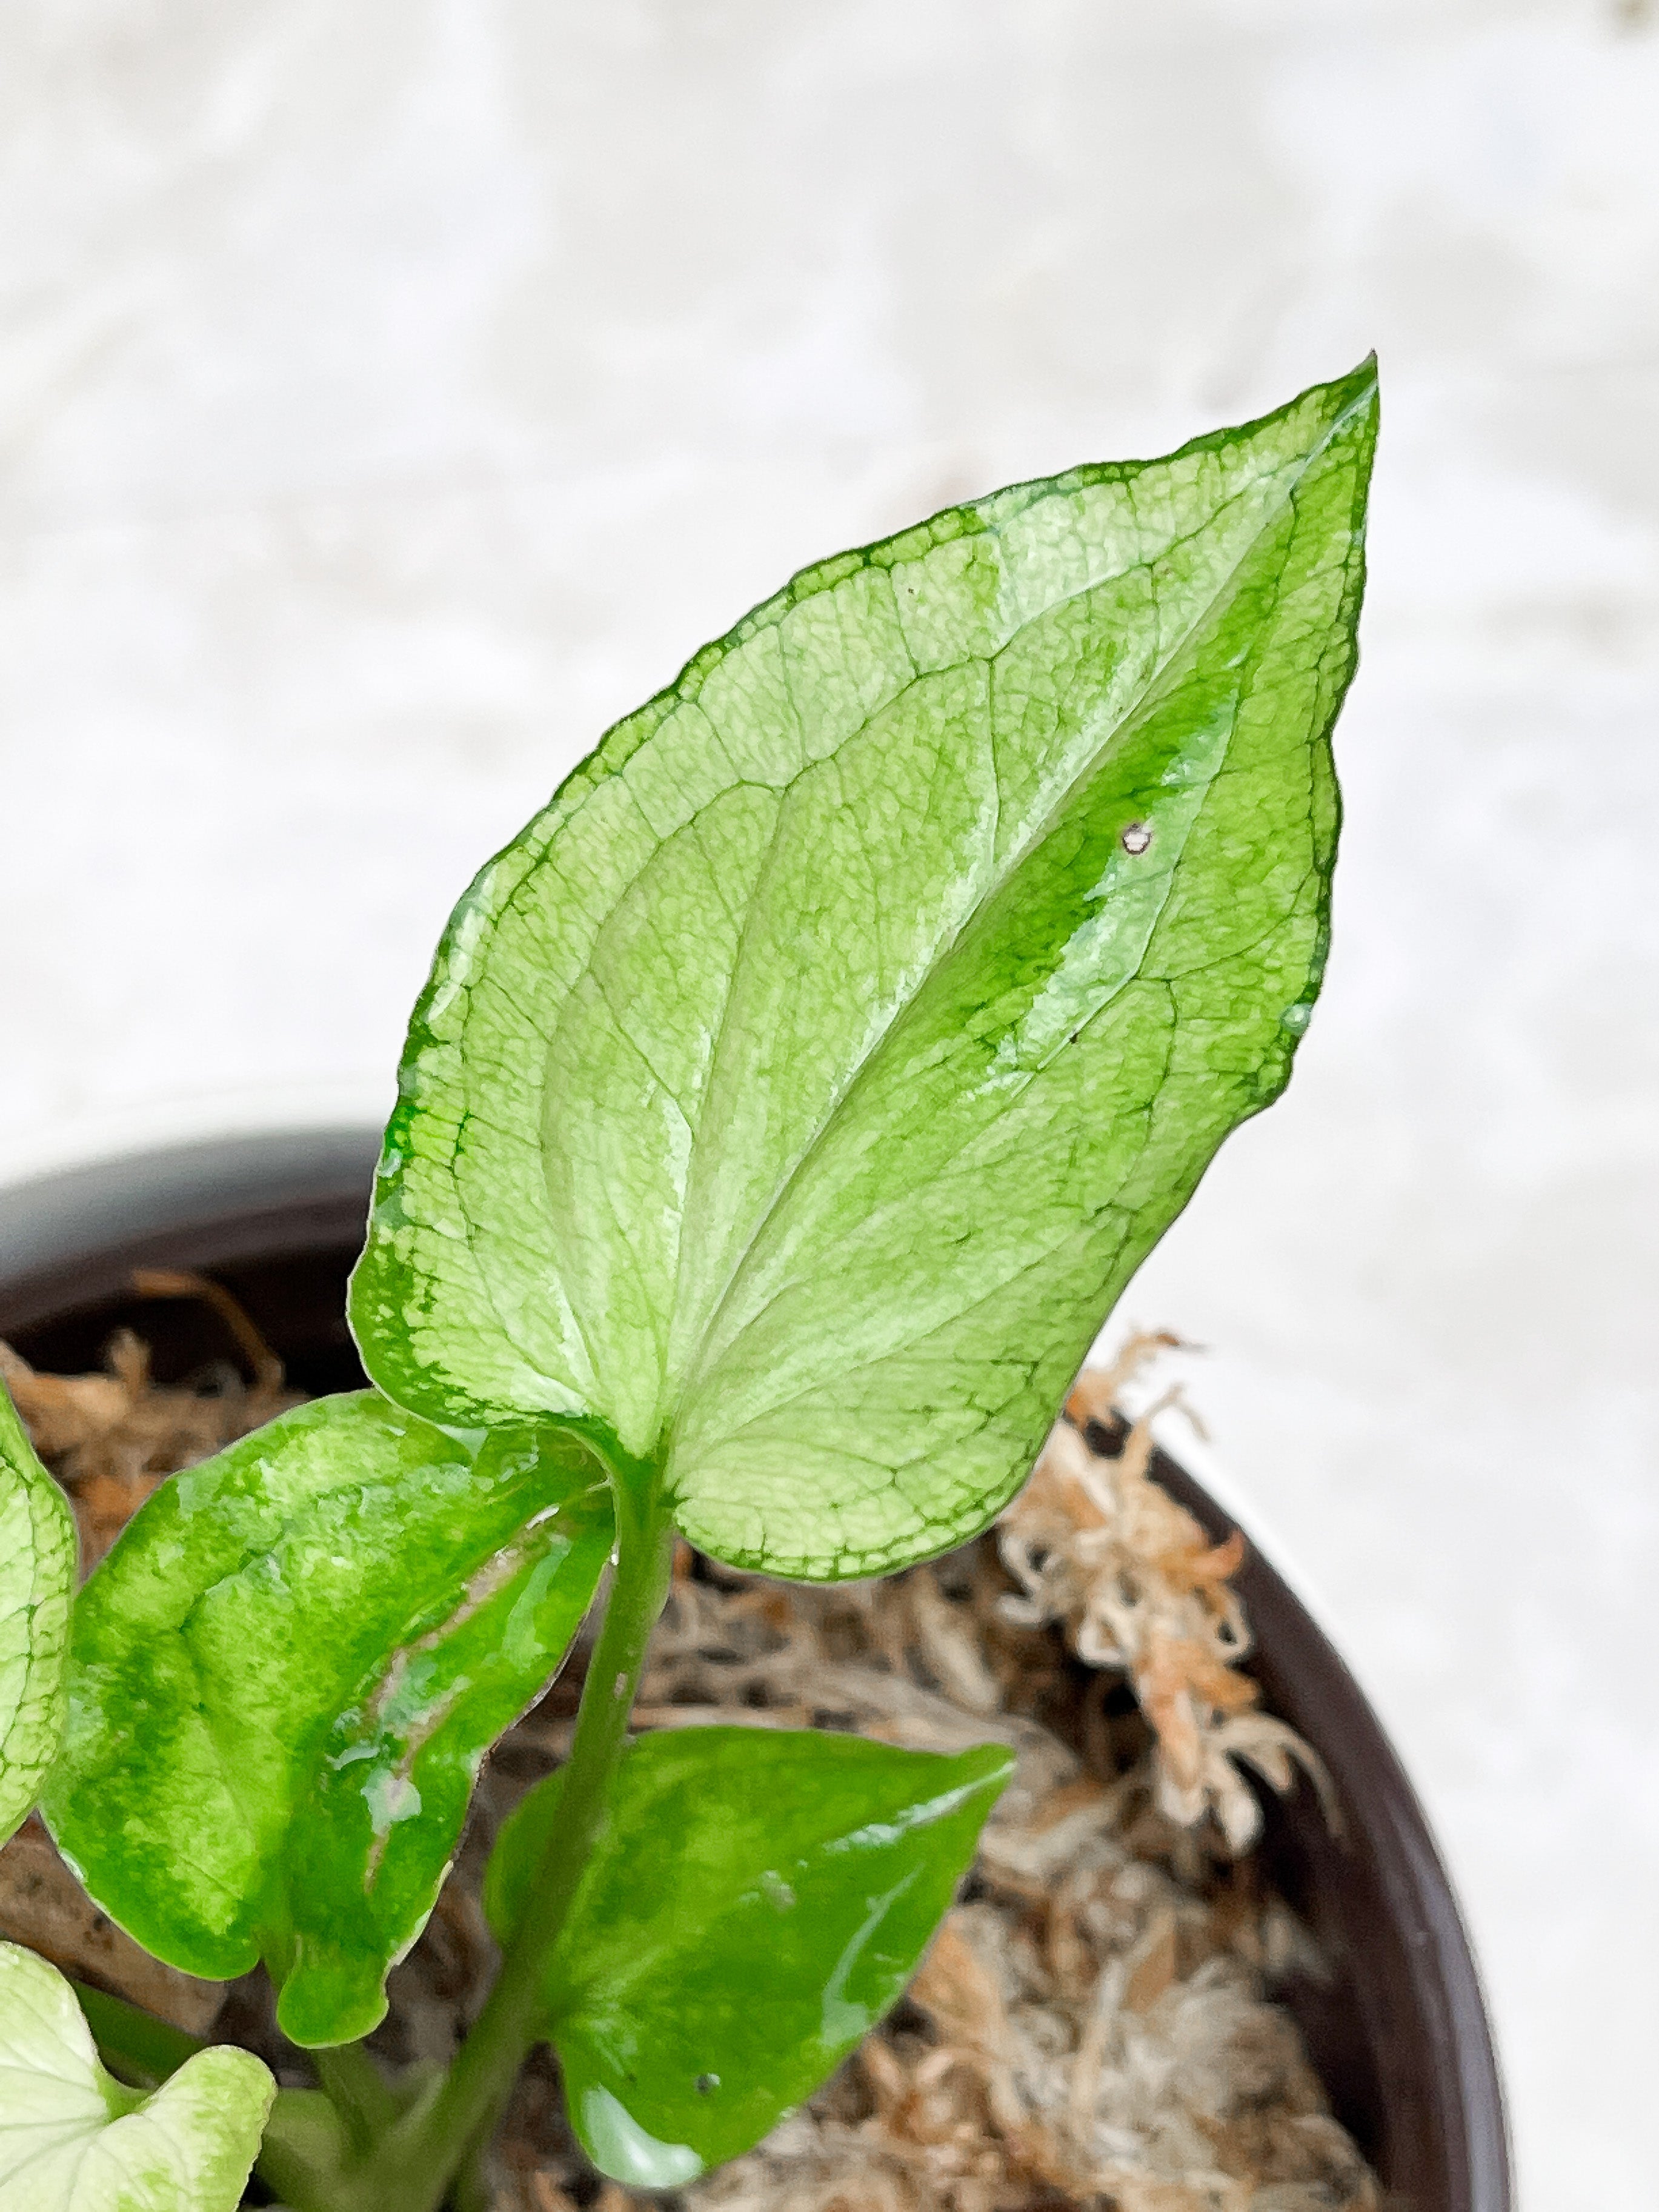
[0, 1941, 271, 2210]
[44, 1393, 612, 2046]
[1, 1379, 75, 1847]
[352, 366, 1377, 1576]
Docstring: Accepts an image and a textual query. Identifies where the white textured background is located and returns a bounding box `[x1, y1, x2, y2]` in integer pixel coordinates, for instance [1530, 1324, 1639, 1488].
[2, 5, 1655, 2204]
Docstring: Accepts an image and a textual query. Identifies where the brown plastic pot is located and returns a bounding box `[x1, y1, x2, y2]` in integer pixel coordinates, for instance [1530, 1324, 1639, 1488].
[0, 1129, 1511, 2211]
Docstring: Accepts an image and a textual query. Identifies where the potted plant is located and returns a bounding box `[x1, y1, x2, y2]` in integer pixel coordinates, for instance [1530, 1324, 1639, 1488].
[0, 363, 1508, 2212]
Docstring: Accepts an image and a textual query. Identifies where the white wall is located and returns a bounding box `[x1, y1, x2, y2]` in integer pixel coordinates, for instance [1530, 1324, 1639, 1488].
[2, 5, 1655, 2202]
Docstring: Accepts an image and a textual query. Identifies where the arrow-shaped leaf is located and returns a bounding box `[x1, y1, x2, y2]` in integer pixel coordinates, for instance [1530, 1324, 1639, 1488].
[45, 1392, 613, 2045]
[351, 367, 1376, 1579]
[485, 1726, 1011, 2183]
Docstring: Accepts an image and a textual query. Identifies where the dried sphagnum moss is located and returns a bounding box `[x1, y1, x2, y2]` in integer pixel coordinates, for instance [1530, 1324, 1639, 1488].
[2, 1298, 1375, 2212]
[1003, 1338, 1338, 1858]
[0, 1269, 300, 1569]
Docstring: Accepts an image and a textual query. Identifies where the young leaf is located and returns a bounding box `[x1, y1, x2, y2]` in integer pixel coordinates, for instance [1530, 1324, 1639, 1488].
[44, 1392, 613, 2047]
[0, 1941, 273, 2210]
[352, 365, 1377, 1578]
[1, 1378, 75, 1847]
[485, 1725, 1012, 2182]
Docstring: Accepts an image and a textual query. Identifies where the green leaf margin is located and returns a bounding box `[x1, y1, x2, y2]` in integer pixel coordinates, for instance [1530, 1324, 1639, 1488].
[0, 1376, 75, 1846]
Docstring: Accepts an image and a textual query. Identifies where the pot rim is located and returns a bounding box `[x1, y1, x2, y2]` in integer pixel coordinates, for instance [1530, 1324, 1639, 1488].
[0, 1126, 1512, 2211]
[0, 1126, 383, 1290]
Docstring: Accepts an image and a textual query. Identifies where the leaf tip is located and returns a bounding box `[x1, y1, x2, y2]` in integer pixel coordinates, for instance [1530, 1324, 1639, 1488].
[1326, 352, 1381, 432]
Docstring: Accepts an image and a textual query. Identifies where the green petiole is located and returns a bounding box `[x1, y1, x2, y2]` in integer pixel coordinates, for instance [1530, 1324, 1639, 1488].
[373, 1453, 677, 2212]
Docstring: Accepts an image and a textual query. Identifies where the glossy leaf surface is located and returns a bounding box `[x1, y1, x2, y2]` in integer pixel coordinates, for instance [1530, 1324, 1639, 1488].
[0, 1380, 75, 1847]
[353, 367, 1377, 1578]
[0, 1941, 272, 2210]
[45, 1393, 612, 2047]
[486, 1725, 1011, 2182]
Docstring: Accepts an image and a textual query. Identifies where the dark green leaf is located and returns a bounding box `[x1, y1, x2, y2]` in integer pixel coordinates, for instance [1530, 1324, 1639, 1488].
[351, 366, 1377, 1579]
[45, 1392, 612, 2045]
[485, 1724, 1011, 2182]
[0, 1376, 75, 1847]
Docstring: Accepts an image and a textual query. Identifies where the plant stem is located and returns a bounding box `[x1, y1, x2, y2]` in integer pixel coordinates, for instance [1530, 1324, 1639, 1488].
[377, 1455, 677, 2212]
[451, 2142, 496, 2212]
[74, 1980, 203, 2088]
[313, 2042, 399, 2148]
